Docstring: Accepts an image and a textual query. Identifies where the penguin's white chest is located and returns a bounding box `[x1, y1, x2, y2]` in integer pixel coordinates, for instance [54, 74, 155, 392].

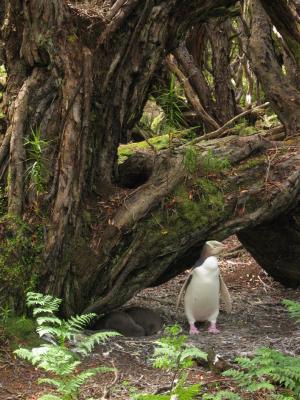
[184, 256, 220, 322]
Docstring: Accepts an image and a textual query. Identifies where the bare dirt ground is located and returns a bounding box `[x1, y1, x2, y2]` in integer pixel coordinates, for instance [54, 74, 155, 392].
[0, 237, 299, 399]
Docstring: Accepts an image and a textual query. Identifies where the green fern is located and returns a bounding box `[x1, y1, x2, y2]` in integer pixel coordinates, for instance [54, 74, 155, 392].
[283, 300, 300, 324]
[152, 324, 207, 370]
[14, 292, 119, 400]
[223, 347, 300, 398]
[203, 390, 242, 399]
[135, 324, 206, 399]
[38, 395, 63, 400]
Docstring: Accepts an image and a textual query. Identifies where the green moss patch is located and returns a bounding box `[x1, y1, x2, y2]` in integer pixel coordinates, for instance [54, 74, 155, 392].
[118, 131, 193, 164]
[173, 179, 225, 229]
[0, 215, 44, 314]
[143, 178, 227, 244]
[231, 121, 259, 136]
[0, 316, 40, 349]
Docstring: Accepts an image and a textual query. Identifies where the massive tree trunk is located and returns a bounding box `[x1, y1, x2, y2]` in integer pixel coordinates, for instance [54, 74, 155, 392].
[208, 17, 237, 123]
[1, 0, 300, 316]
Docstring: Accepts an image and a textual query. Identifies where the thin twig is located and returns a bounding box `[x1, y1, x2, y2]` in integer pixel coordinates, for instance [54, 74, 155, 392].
[190, 102, 270, 144]
[101, 360, 119, 400]
[265, 145, 278, 187]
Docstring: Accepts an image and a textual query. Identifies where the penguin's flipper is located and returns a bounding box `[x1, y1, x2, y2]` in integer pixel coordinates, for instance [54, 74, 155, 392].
[220, 274, 232, 313]
[176, 274, 192, 313]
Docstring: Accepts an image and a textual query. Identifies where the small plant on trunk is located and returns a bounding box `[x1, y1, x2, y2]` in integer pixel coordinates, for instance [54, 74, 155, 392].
[25, 128, 49, 195]
[14, 292, 119, 400]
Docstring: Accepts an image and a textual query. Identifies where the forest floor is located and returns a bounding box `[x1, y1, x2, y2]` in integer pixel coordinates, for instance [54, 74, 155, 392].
[0, 237, 299, 400]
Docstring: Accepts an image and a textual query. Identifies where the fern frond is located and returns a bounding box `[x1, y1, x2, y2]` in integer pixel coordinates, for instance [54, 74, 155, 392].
[133, 394, 170, 400]
[38, 377, 63, 388]
[61, 367, 114, 394]
[247, 381, 275, 392]
[36, 326, 65, 339]
[35, 346, 80, 375]
[14, 348, 38, 364]
[173, 382, 201, 399]
[283, 300, 300, 324]
[36, 316, 62, 326]
[180, 347, 207, 362]
[37, 395, 62, 400]
[27, 292, 61, 314]
[203, 391, 242, 400]
[65, 313, 97, 332]
[15, 292, 120, 400]
[223, 346, 300, 397]
[75, 331, 120, 355]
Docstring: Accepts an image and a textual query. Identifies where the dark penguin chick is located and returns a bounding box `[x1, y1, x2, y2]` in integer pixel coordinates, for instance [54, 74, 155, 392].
[124, 307, 163, 336]
[93, 311, 145, 337]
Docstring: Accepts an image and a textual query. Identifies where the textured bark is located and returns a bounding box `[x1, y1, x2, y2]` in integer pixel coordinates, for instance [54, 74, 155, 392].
[1, 0, 238, 314]
[174, 18, 237, 129]
[83, 134, 300, 315]
[260, 0, 300, 90]
[260, 0, 300, 66]
[1, 0, 300, 317]
[208, 18, 236, 123]
[175, 38, 219, 128]
[249, 0, 300, 136]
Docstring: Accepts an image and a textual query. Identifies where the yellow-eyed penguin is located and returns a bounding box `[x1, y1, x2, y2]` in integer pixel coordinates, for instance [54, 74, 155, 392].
[183, 240, 228, 334]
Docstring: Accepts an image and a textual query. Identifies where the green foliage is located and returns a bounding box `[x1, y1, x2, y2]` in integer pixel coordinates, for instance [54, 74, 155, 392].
[0, 215, 43, 313]
[202, 149, 231, 174]
[172, 179, 225, 229]
[203, 391, 242, 400]
[14, 292, 119, 400]
[202, 301, 300, 400]
[154, 73, 187, 129]
[118, 133, 179, 164]
[152, 324, 207, 370]
[134, 325, 206, 399]
[283, 300, 300, 325]
[0, 64, 7, 77]
[184, 145, 198, 175]
[223, 347, 300, 398]
[25, 127, 49, 194]
[0, 315, 40, 348]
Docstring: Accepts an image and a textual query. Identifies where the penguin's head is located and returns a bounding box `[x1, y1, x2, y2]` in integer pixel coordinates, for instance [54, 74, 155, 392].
[205, 240, 225, 256]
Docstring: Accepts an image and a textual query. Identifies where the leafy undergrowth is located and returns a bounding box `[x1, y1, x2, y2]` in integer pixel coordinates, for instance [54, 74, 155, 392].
[1, 238, 300, 399]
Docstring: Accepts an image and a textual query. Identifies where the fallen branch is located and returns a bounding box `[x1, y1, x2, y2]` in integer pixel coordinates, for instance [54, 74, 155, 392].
[190, 102, 270, 144]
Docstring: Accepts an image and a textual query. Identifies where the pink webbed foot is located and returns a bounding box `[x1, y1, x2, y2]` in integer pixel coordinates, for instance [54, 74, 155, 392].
[189, 323, 199, 335]
[208, 322, 220, 334]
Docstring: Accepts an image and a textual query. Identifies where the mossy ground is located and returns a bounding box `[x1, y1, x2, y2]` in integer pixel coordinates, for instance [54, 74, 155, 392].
[0, 316, 40, 349]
